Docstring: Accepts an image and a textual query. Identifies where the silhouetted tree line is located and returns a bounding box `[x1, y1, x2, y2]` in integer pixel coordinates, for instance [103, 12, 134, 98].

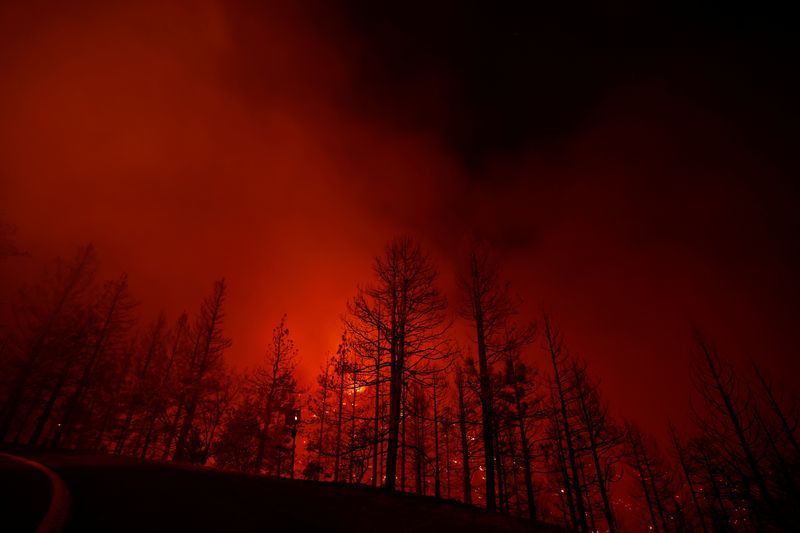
[300, 237, 798, 532]
[2, 239, 797, 531]
[0, 245, 299, 478]
[301, 237, 628, 528]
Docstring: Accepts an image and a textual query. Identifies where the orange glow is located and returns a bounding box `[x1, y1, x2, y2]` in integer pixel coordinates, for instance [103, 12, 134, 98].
[1, 0, 797, 448]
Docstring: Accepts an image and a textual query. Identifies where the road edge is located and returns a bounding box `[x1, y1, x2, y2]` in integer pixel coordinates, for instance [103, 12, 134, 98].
[0, 452, 70, 533]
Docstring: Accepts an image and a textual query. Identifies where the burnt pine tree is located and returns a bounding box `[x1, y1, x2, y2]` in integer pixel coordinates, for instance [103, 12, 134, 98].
[173, 279, 231, 462]
[137, 312, 188, 459]
[570, 358, 623, 533]
[332, 334, 349, 483]
[543, 313, 588, 533]
[752, 362, 800, 460]
[253, 314, 298, 474]
[26, 308, 93, 446]
[458, 248, 534, 511]
[344, 300, 387, 488]
[304, 354, 335, 480]
[199, 368, 240, 465]
[51, 273, 136, 448]
[501, 345, 543, 521]
[626, 423, 681, 533]
[349, 237, 449, 493]
[212, 371, 263, 472]
[668, 422, 710, 533]
[132, 316, 171, 453]
[0, 245, 98, 441]
[690, 335, 798, 530]
[691, 336, 777, 527]
[455, 362, 474, 505]
[114, 313, 167, 454]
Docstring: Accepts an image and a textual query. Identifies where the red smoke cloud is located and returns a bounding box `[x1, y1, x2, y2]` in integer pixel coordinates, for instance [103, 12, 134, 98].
[1, 0, 796, 441]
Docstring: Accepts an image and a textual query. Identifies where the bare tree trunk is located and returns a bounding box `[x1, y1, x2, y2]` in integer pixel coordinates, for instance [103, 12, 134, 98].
[669, 425, 709, 533]
[372, 317, 381, 488]
[173, 394, 199, 461]
[495, 427, 506, 512]
[444, 418, 452, 500]
[116, 318, 164, 454]
[316, 358, 330, 475]
[579, 461, 597, 533]
[576, 377, 616, 533]
[552, 406, 578, 531]
[474, 298, 496, 511]
[201, 407, 224, 465]
[94, 346, 134, 451]
[414, 386, 424, 495]
[29, 331, 84, 446]
[697, 340, 778, 519]
[385, 304, 402, 492]
[350, 238, 447, 494]
[420, 393, 427, 496]
[53, 275, 128, 448]
[253, 391, 275, 473]
[697, 442, 731, 530]
[509, 353, 537, 521]
[544, 315, 588, 532]
[162, 396, 184, 460]
[507, 425, 522, 516]
[348, 366, 358, 484]
[401, 385, 407, 492]
[0, 246, 95, 441]
[457, 368, 472, 505]
[174, 280, 229, 463]
[142, 314, 185, 459]
[433, 377, 441, 499]
[629, 431, 660, 533]
[753, 363, 800, 458]
[643, 448, 669, 533]
[334, 352, 345, 483]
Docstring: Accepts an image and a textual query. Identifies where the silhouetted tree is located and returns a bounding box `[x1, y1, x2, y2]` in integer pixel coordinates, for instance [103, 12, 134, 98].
[348, 237, 450, 493]
[458, 248, 534, 511]
[51, 273, 136, 448]
[344, 298, 389, 488]
[669, 422, 710, 533]
[173, 279, 231, 462]
[455, 362, 476, 505]
[571, 358, 623, 532]
[691, 336, 775, 528]
[543, 313, 588, 533]
[141, 312, 188, 459]
[26, 309, 93, 446]
[333, 335, 348, 482]
[686, 335, 800, 531]
[252, 314, 299, 475]
[500, 344, 544, 521]
[114, 314, 167, 454]
[213, 373, 262, 472]
[305, 354, 335, 480]
[627, 422, 689, 533]
[0, 245, 98, 441]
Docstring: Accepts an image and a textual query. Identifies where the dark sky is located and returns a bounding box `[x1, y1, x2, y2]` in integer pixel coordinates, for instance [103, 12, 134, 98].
[1, 1, 798, 437]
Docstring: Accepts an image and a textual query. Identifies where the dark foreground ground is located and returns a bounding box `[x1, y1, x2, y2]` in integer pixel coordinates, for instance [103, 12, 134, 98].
[0, 453, 52, 532]
[1, 447, 565, 532]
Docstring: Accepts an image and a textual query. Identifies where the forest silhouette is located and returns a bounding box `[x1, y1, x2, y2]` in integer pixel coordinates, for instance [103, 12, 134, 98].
[1, 2, 797, 532]
[1, 236, 797, 532]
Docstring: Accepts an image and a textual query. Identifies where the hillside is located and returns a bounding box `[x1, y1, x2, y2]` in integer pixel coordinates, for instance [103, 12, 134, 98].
[4, 449, 565, 532]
